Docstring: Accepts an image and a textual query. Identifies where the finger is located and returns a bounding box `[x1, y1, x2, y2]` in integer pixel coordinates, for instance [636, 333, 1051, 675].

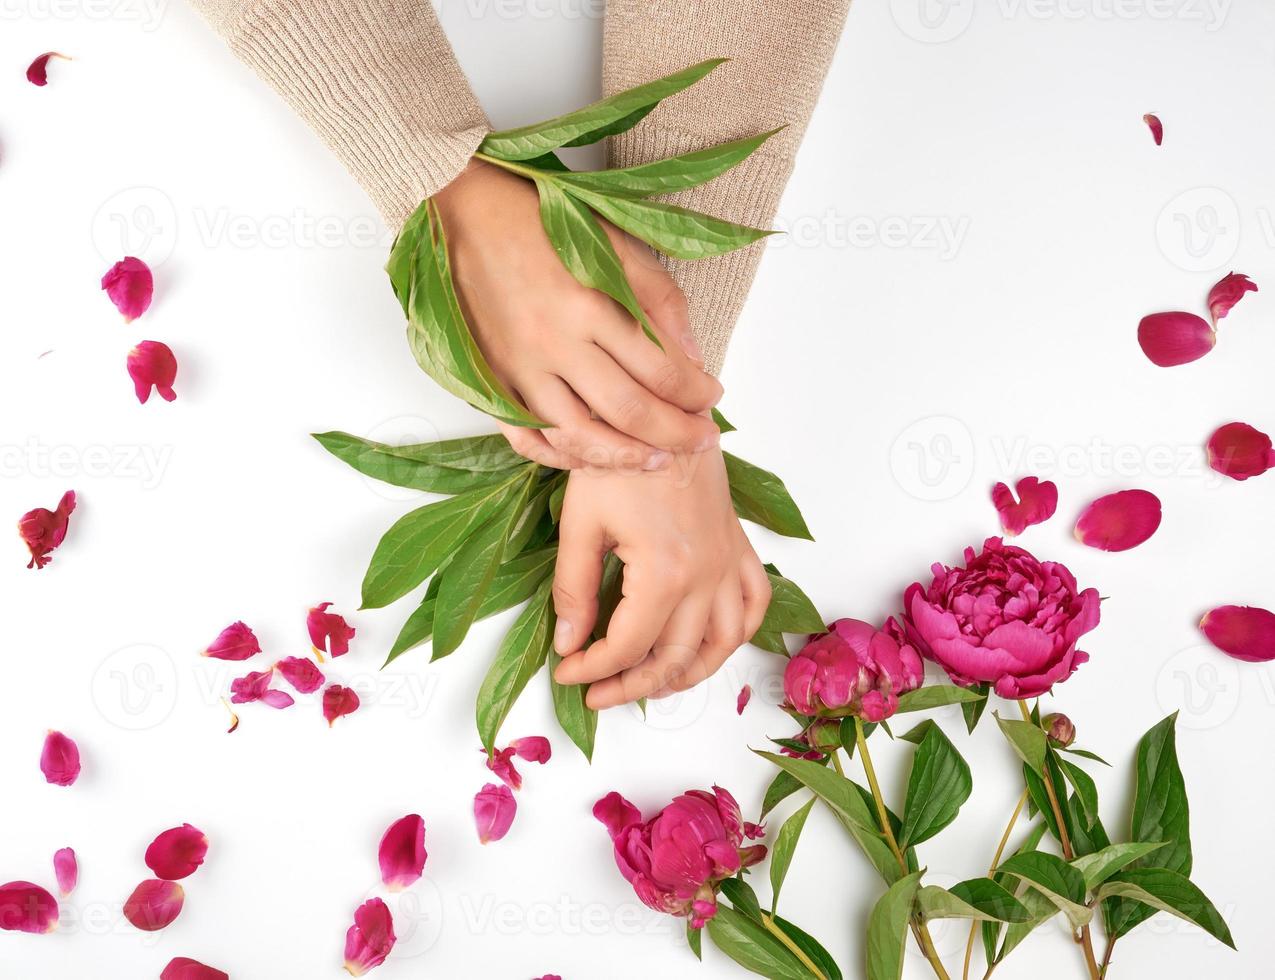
[739, 547, 772, 641]
[592, 326, 722, 414]
[651, 577, 745, 698]
[496, 421, 581, 470]
[551, 505, 607, 656]
[565, 347, 721, 456]
[610, 231, 705, 365]
[523, 374, 669, 471]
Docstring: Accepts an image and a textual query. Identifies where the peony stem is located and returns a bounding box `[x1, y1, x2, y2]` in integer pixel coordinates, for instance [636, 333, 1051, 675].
[761, 912, 828, 980]
[961, 789, 1029, 980]
[1099, 936, 1116, 977]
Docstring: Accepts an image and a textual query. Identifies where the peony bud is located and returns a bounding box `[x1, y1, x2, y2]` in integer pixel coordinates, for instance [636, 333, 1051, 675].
[1044, 713, 1075, 748]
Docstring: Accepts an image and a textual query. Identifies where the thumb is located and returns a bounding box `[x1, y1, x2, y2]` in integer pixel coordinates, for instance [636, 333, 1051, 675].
[611, 229, 703, 364]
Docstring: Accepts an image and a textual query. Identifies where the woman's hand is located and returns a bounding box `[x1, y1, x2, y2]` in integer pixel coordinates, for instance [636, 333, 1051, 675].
[432, 159, 724, 471]
[550, 449, 771, 708]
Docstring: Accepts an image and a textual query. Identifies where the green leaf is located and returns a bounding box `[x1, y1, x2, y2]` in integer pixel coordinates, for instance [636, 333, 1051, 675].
[994, 885, 1059, 963]
[1096, 868, 1233, 949]
[1061, 747, 1111, 766]
[312, 431, 522, 493]
[685, 920, 702, 960]
[479, 58, 727, 160]
[894, 685, 987, 713]
[548, 649, 597, 761]
[917, 880, 1030, 923]
[1059, 758, 1100, 829]
[724, 451, 813, 540]
[995, 714, 1048, 775]
[984, 822, 1050, 964]
[761, 768, 807, 819]
[1071, 842, 1168, 890]
[548, 477, 567, 523]
[719, 878, 763, 923]
[711, 407, 736, 433]
[865, 870, 923, 980]
[961, 683, 991, 732]
[899, 723, 972, 848]
[750, 629, 789, 655]
[705, 903, 810, 980]
[996, 852, 1091, 927]
[769, 797, 815, 913]
[475, 578, 555, 752]
[767, 915, 843, 980]
[503, 473, 559, 560]
[361, 469, 530, 609]
[757, 570, 824, 635]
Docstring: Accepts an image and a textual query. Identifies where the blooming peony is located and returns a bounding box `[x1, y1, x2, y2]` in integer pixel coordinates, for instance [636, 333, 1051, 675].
[783, 619, 924, 722]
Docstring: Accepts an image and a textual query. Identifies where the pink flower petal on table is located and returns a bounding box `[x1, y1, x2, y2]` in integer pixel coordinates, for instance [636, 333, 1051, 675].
[1207, 421, 1275, 481]
[323, 685, 360, 726]
[145, 824, 209, 881]
[27, 52, 70, 87]
[511, 736, 551, 764]
[474, 783, 516, 844]
[1074, 489, 1162, 552]
[0, 881, 58, 933]
[736, 684, 752, 714]
[101, 257, 153, 322]
[19, 490, 76, 570]
[1200, 605, 1275, 662]
[53, 848, 77, 896]
[1207, 271, 1258, 327]
[123, 879, 184, 931]
[229, 669, 293, 708]
[40, 731, 80, 786]
[485, 746, 522, 790]
[379, 815, 427, 892]
[128, 341, 177, 404]
[276, 656, 325, 694]
[1143, 113, 1163, 145]
[221, 699, 240, 734]
[535, 976, 562, 980]
[203, 622, 260, 661]
[308, 602, 356, 658]
[991, 476, 1058, 536]
[344, 897, 396, 977]
[260, 689, 295, 709]
[161, 958, 229, 980]
[1138, 311, 1216, 367]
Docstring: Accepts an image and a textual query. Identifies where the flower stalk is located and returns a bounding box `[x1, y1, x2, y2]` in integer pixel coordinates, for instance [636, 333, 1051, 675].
[962, 789, 1028, 980]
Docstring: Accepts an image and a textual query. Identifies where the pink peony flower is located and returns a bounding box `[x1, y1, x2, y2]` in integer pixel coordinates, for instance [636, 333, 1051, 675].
[902, 537, 1100, 700]
[1200, 605, 1275, 663]
[323, 685, 360, 726]
[378, 815, 427, 892]
[1143, 112, 1163, 145]
[101, 257, 153, 322]
[230, 669, 295, 709]
[1074, 489, 1161, 552]
[53, 848, 77, 896]
[123, 879, 184, 931]
[203, 621, 260, 661]
[990, 476, 1058, 536]
[485, 736, 553, 790]
[1207, 271, 1257, 327]
[474, 784, 517, 844]
[1207, 422, 1275, 481]
[344, 897, 396, 976]
[308, 602, 356, 659]
[593, 786, 766, 929]
[783, 618, 923, 723]
[0, 881, 59, 933]
[40, 730, 80, 787]
[1137, 311, 1215, 367]
[145, 824, 209, 881]
[19, 490, 76, 569]
[127, 341, 177, 404]
[276, 656, 325, 694]
[26, 52, 70, 86]
[161, 958, 229, 980]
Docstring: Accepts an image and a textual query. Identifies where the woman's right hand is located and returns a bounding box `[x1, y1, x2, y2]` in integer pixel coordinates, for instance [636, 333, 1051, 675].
[432, 159, 724, 471]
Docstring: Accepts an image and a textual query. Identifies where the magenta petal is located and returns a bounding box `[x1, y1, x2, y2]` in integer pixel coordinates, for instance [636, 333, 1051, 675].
[276, 656, 325, 694]
[0, 881, 58, 933]
[474, 783, 517, 844]
[18, 489, 76, 570]
[593, 792, 642, 839]
[1207, 421, 1275, 481]
[260, 689, 295, 709]
[1207, 271, 1258, 327]
[323, 685, 361, 726]
[102, 257, 153, 322]
[1200, 605, 1275, 663]
[1143, 112, 1163, 145]
[40, 731, 80, 787]
[736, 684, 752, 715]
[53, 848, 77, 896]
[990, 476, 1059, 536]
[1074, 489, 1162, 552]
[344, 897, 396, 976]
[145, 824, 209, 881]
[161, 958, 230, 980]
[203, 621, 260, 661]
[123, 879, 184, 931]
[127, 341, 177, 404]
[378, 814, 427, 892]
[308, 602, 356, 658]
[27, 52, 69, 87]
[510, 736, 552, 764]
[1137, 312, 1216, 367]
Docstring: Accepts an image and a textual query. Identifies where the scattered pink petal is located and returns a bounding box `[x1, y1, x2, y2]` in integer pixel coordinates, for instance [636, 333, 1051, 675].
[101, 257, 153, 322]
[736, 684, 752, 714]
[1200, 605, 1275, 663]
[53, 848, 77, 896]
[379, 814, 427, 892]
[276, 656, 325, 694]
[161, 958, 229, 980]
[0, 881, 59, 933]
[128, 340, 177, 404]
[19, 490, 76, 570]
[1207, 421, 1275, 481]
[1074, 489, 1162, 552]
[1137, 311, 1215, 367]
[474, 783, 517, 844]
[122, 879, 184, 931]
[511, 736, 551, 764]
[990, 476, 1058, 536]
[485, 746, 522, 790]
[1207, 271, 1258, 327]
[534, 976, 562, 980]
[485, 736, 552, 790]
[203, 622, 260, 661]
[145, 824, 209, 881]
[323, 685, 360, 727]
[40, 731, 80, 787]
[308, 602, 356, 658]
[229, 668, 295, 709]
[27, 52, 70, 87]
[222, 699, 240, 734]
[1143, 113, 1163, 146]
[344, 897, 396, 976]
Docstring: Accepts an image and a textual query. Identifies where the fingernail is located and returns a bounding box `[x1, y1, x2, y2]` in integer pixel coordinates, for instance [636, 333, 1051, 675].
[553, 619, 573, 655]
[643, 451, 670, 471]
[679, 332, 704, 363]
[695, 431, 721, 453]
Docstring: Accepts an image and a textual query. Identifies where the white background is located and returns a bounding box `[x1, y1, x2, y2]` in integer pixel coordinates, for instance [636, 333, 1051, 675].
[1, 0, 1273, 977]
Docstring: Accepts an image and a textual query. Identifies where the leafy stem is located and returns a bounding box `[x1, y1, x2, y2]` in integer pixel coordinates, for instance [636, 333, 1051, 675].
[760, 912, 828, 980]
[962, 789, 1028, 980]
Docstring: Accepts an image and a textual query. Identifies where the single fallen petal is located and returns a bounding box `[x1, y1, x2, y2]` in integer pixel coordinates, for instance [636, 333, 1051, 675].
[1137, 311, 1215, 367]
[474, 783, 516, 844]
[19, 490, 76, 570]
[736, 684, 752, 715]
[260, 689, 295, 709]
[1207, 421, 1275, 481]
[510, 736, 551, 764]
[161, 958, 229, 980]
[379, 814, 427, 892]
[27, 52, 70, 87]
[990, 476, 1058, 536]
[344, 897, 396, 976]
[145, 824, 209, 881]
[276, 656, 325, 694]
[323, 685, 360, 727]
[484, 747, 521, 791]
[123, 879, 184, 931]
[1074, 489, 1162, 552]
[128, 341, 177, 404]
[40, 731, 80, 787]
[53, 848, 77, 896]
[1143, 112, 1163, 145]
[308, 602, 356, 658]
[203, 622, 260, 661]
[221, 699, 240, 734]
[230, 669, 277, 705]
[101, 257, 153, 322]
[1200, 605, 1275, 662]
[1207, 271, 1258, 327]
[0, 881, 58, 933]
[534, 976, 562, 980]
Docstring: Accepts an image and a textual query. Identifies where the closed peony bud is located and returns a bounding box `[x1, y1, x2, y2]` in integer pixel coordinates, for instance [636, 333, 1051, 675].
[1044, 713, 1075, 748]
